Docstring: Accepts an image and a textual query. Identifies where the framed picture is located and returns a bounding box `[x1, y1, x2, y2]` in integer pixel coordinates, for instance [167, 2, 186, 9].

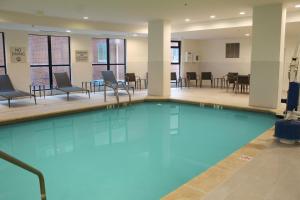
[75, 50, 89, 62]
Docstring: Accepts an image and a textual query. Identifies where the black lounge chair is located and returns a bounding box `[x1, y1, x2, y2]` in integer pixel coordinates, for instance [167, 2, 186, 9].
[54, 72, 90, 100]
[0, 75, 36, 107]
[102, 71, 131, 104]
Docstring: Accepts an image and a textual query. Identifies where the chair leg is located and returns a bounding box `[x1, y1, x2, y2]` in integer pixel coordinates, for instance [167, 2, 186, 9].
[104, 85, 107, 102]
[34, 95, 37, 105]
[88, 90, 90, 99]
[67, 93, 70, 101]
[8, 98, 11, 108]
[115, 88, 120, 105]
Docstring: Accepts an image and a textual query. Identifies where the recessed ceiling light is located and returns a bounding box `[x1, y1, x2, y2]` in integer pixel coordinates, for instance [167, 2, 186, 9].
[66, 30, 71, 33]
[245, 33, 250, 37]
[185, 18, 191, 22]
[295, 4, 300, 8]
[240, 11, 245, 15]
[83, 16, 89, 20]
[210, 15, 216, 19]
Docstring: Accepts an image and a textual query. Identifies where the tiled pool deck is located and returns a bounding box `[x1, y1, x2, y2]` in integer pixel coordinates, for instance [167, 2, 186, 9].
[1, 87, 295, 200]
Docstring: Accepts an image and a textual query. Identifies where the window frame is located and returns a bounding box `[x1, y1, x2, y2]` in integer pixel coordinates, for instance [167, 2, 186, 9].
[0, 32, 7, 74]
[171, 40, 181, 76]
[92, 38, 127, 77]
[29, 34, 71, 88]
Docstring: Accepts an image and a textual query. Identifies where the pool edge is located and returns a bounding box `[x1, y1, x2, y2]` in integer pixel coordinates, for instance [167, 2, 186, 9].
[0, 98, 278, 126]
[161, 127, 275, 200]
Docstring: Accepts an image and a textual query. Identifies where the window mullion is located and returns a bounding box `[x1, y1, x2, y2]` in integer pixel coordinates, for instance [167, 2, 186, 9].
[48, 36, 53, 88]
[106, 38, 110, 71]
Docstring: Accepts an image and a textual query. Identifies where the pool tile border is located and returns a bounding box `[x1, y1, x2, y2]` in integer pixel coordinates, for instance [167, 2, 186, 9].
[0, 97, 279, 126]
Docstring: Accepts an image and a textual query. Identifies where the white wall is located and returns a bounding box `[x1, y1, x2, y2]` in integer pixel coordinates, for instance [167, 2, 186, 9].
[181, 38, 252, 78]
[181, 36, 299, 92]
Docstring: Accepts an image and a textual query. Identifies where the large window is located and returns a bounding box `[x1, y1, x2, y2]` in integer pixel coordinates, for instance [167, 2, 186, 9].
[171, 41, 181, 77]
[0, 33, 6, 75]
[29, 35, 71, 88]
[92, 38, 126, 80]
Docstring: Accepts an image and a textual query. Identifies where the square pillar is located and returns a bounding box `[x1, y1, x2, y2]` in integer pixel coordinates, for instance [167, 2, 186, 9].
[249, 3, 286, 109]
[148, 20, 171, 96]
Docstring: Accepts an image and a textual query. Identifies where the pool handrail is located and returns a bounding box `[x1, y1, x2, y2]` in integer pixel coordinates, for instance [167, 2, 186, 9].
[0, 150, 46, 200]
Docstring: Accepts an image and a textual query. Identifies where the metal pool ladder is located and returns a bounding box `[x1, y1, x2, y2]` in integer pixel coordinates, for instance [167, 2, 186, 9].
[0, 150, 47, 200]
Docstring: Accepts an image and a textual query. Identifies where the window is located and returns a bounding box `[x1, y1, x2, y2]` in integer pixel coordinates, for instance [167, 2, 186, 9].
[92, 38, 126, 80]
[0, 32, 6, 75]
[226, 43, 240, 58]
[29, 35, 70, 88]
[93, 38, 107, 64]
[171, 41, 181, 78]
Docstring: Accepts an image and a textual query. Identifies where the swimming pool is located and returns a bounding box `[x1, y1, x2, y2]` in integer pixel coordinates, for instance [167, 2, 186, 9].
[0, 102, 275, 200]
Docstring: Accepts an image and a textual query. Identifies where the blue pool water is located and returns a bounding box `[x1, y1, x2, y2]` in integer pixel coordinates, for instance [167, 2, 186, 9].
[0, 102, 275, 200]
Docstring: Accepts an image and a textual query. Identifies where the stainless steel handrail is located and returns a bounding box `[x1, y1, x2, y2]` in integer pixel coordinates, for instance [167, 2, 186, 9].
[0, 150, 46, 200]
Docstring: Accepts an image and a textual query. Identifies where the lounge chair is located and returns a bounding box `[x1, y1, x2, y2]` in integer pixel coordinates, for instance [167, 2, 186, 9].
[0, 75, 36, 107]
[54, 72, 90, 100]
[102, 71, 131, 104]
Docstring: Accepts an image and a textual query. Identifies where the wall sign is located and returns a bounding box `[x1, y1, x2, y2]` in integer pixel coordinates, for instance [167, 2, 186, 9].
[75, 50, 89, 62]
[10, 47, 26, 63]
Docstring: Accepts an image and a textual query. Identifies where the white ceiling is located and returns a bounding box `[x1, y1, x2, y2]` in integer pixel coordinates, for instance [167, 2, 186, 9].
[0, 0, 300, 40]
[0, 0, 300, 25]
[172, 21, 300, 40]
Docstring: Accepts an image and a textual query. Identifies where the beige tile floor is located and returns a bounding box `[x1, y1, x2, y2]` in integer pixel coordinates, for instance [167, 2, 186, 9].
[0, 87, 295, 200]
[203, 141, 300, 200]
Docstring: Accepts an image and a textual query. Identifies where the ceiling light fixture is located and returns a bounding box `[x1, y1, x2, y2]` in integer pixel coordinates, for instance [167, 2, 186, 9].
[132, 33, 138, 37]
[295, 4, 300, 8]
[240, 11, 245, 15]
[185, 18, 191, 22]
[66, 30, 71, 33]
[83, 16, 89, 20]
[210, 15, 216, 19]
[245, 33, 250, 37]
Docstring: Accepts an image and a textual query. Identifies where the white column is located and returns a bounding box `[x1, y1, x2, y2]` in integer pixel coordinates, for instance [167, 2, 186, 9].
[148, 20, 171, 96]
[71, 35, 93, 86]
[249, 3, 286, 109]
